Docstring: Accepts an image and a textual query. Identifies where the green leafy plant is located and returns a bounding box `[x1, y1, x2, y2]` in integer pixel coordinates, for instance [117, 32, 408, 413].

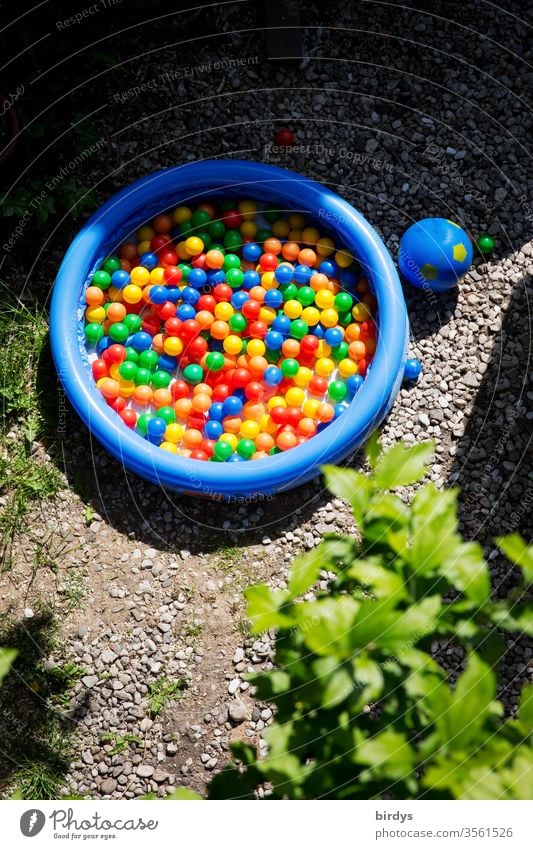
[100, 732, 142, 756]
[148, 675, 187, 717]
[203, 439, 532, 800]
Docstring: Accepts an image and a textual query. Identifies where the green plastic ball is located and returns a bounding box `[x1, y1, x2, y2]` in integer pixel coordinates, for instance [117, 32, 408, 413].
[214, 441, 233, 461]
[237, 438, 256, 459]
[281, 283, 298, 301]
[205, 352, 225, 371]
[208, 220, 225, 240]
[183, 364, 204, 384]
[328, 380, 347, 402]
[226, 268, 244, 288]
[290, 319, 308, 340]
[178, 263, 191, 281]
[139, 350, 158, 370]
[332, 341, 349, 361]
[196, 230, 212, 250]
[476, 234, 495, 255]
[102, 257, 120, 275]
[92, 270, 111, 289]
[223, 253, 241, 271]
[108, 322, 128, 342]
[338, 310, 353, 327]
[256, 228, 271, 243]
[229, 313, 247, 333]
[134, 367, 152, 386]
[265, 348, 280, 364]
[281, 358, 299, 378]
[151, 370, 171, 389]
[125, 347, 140, 364]
[296, 286, 315, 306]
[334, 292, 353, 312]
[136, 413, 153, 435]
[179, 220, 193, 236]
[158, 406, 176, 425]
[191, 209, 211, 228]
[85, 323, 104, 344]
[224, 231, 242, 251]
[124, 314, 142, 333]
[269, 445, 282, 455]
[264, 208, 280, 223]
[119, 361, 138, 381]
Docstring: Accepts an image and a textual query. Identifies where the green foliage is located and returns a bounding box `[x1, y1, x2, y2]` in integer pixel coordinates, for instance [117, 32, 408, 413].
[205, 439, 532, 800]
[148, 675, 187, 717]
[0, 648, 17, 686]
[101, 732, 142, 756]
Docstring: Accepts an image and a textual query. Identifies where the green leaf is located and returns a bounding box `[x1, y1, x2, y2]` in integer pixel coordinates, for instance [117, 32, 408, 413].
[245, 585, 292, 634]
[517, 684, 533, 732]
[496, 534, 533, 583]
[410, 484, 461, 574]
[489, 605, 533, 637]
[446, 653, 496, 750]
[345, 558, 406, 600]
[364, 430, 382, 468]
[0, 648, 17, 686]
[321, 664, 355, 708]
[374, 441, 434, 489]
[378, 596, 441, 651]
[322, 465, 372, 526]
[163, 788, 203, 800]
[354, 729, 415, 779]
[296, 596, 360, 659]
[442, 541, 490, 604]
[288, 548, 323, 598]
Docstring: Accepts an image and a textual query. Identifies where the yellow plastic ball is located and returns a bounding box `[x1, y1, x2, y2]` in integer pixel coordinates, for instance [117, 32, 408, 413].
[137, 225, 155, 242]
[294, 366, 313, 387]
[223, 335, 243, 355]
[288, 212, 305, 229]
[259, 306, 276, 325]
[173, 206, 192, 224]
[267, 395, 287, 411]
[284, 299, 303, 319]
[285, 387, 305, 407]
[240, 420, 260, 439]
[185, 236, 204, 256]
[261, 271, 278, 290]
[320, 308, 339, 328]
[303, 398, 320, 418]
[165, 423, 184, 443]
[315, 289, 334, 309]
[338, 358, 358, 378]
[316, 236, 335, 256]
[85, 305, 105, 322]
[316, 339, 332, 358]
[137, 240, 151, 255]
[352, 302, 372, 321]
[259, 413, 278, 434]
[238, 200, 257, 220]
[163, 337, 184, 356]
[214, 302, 234, 321]
[122, 284, 143, 304]
[107, 286, 124, 303]
[149, 267, 165, 284]
[160, 441, 178, 453]
[130, 266, 150, 286]
[272, 220, 290, 238]
[247, 339, 266, 357]
[220, 433, 238, 450]
[335, 249, 353, 269]
[301, 306, 320, 326]
[109, 364, 120, 380]
[240, 221, 257, 238]
[288, 228, 302, 242]
[315, 357, 335, 377]
[118, 379, 135, 398]
[176, 241, 190, 260]
[301, 227, 320, 245]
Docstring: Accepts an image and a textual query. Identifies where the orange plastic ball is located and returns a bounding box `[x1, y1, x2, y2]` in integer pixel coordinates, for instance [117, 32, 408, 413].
[298, 248, 317, 267]
[345, 323, 361, 342]
[277, 431, 297, 451]
[248, 356, 268, 377]
[298, 417, 317, 437]
[281, 241, 300, 261]
[191, 393, 212, 413]
[263, 237, 282, 255]
[152, 388, 173, 408]
[152, 214, 172, 233]
[255, 433, 275, 452]
[316, 402, 335, 422]
[222, 416, 242, 434]
[134, 385, 153, 405]
[99, 378, 119, 400]
[210, 320, 229, 340]
[183, 428, 203, 448]
[205, 249, 224, 269]
[282, 338, 300, 358]
[86, 286, 105, 306]
[348, 341, 366, 360]
[107, 303, 127, 322]
[174, 398, 192, 419]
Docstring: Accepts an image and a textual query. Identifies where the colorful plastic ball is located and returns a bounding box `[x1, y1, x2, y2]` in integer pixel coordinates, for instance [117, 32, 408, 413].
[324, 327, 343, 347]
[293, 264, 312, 284]
[404, 358, 422, 381]
[289, 319, 308, 340]
[92, 270, 112, 289]
[398, 218, 473, 291]
[476, 234, 495, 255]
[183, 364, 204, 384]
[236, 438, 256, 459]
[264, 366, 282, 386]
[213, 440, 233, 461]
[280, 358, 299, 378]
[274, 128, 295, 146]
[346, 374, 364, 397]
[328, 380, 347, 402]
[274, 264, 294, 285]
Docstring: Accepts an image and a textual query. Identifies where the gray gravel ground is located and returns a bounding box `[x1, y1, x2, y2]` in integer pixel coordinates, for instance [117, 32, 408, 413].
[0, 0, 532, 798]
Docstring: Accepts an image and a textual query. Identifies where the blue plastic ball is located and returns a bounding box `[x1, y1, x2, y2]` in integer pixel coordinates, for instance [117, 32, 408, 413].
[231, 290, 249, 309]
[398, 218, 473, 291]
[319, 260, 337, 277]
[165, 287, 181, 303]
[181, 286, 200, 304]
[333, 402, 349, 419]
[404, 358, 423, 381]
[207, 269, 226, 286]
[96, 336, 112, 355]
[264, 290, 283, 309]
[346, 374, 364, 397]
[228, 454, 245, 462]
[264, 366, 282, 386]
[222, 396, 244, 417]
[131, 331, 153, 352]
[293, 264, 312, 284]
[205, 420, 223, 440]
[265, 330, 283, 350]
[177, 304, 196, 320]
[149, 285, 168, 305]
[188, 268, 207, 289]
[146, 417, 166, 444]
[209, 402, 224, 422]
[157, 354, 178, 372]
[272, 315, 291, 336]
[243, 270, 260, 290]
[324, 327, 343, 347]
[339, 270, 357, 288]
[274, 265, 294, 285]
[242, 243, 261, 262]
[111, 269, 130, 289]
[139, 252, 158, 270]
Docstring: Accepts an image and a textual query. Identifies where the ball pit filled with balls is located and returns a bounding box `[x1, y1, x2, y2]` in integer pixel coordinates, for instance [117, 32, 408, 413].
[51, 161, 408, 498]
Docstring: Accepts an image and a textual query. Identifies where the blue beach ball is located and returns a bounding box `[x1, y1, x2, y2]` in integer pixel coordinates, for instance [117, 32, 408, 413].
[398, 218, 473, 291]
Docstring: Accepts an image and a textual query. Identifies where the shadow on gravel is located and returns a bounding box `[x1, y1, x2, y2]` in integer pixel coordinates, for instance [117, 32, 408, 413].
[0, 610, 86, 799]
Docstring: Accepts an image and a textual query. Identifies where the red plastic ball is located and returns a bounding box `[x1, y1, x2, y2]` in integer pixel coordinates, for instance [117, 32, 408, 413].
[142, 314, 160, 336]
[179, 319, 200, 340]
[120, 408, 137, 428]
[259, 252, 278, 272]
[248, 320, 268, 339]
[242, 300, 261, 320]
[171, 380, 190, 401]
[163, 265, 182, 285]
[199, 439, 215, 458]
[197, 294, 216, 312]
[222, 209, 242, 229]
[212, 384, 230, 402]
[151, 234, 170, 251]
[270, 406, 288, 425]
[92, 359, 108, 380]
[191, 253, 207, 270]
[274, 128, 295, 147]
[244, 381, 264, 401]
[309, 375, 328, 395]
[231, 368, 252, 389]
[164, 317, 182, 336]
[156, 301, 176, 321]
[187, 336, 208, 359]
[300, 335, 320, 356]
[107, 344, 127, 364]
[159, 250, 178, 267]
[213, 284, 233, 302]
[189, 449, 209, 461]
[107, 396, 126, 413]
[287, 407, 304, 426]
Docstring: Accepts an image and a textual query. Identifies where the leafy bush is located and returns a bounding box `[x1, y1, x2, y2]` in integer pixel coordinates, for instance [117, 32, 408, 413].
[205, 439, 532, 800]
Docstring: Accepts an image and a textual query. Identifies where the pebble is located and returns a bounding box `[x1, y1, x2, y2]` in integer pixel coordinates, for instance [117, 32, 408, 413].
[136, 765, 155, 778]
[228, 699, 248, 723]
